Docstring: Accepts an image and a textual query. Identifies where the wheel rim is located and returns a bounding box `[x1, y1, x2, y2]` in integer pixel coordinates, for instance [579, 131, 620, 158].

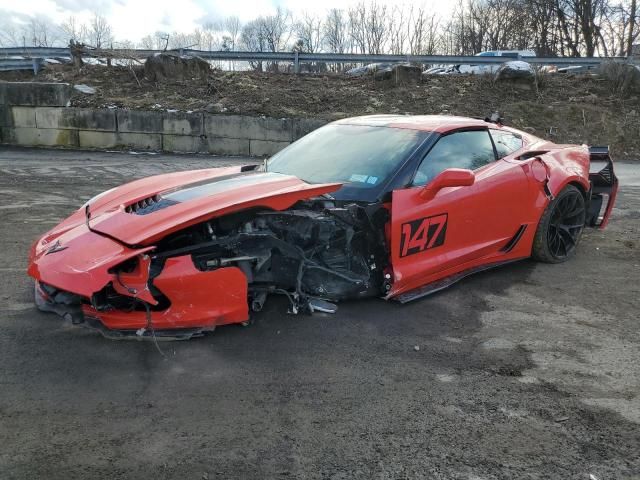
[547, 191, 586, 259]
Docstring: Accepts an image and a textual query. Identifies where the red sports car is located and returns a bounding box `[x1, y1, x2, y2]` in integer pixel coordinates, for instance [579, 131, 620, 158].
[28, 115, 618, 339]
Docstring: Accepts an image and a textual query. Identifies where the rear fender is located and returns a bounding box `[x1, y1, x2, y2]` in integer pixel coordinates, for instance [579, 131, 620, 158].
[530, 151, 590, 202]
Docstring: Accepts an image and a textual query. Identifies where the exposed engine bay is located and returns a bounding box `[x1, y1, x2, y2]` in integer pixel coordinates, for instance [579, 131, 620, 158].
[94, 200, 390, 319]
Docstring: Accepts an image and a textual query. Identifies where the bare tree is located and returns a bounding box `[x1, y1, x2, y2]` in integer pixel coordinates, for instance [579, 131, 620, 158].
[571, 0, 608, 55]
[295, 12, 323, 52]
[348, 3, 368, 53]
[2, 0, 636, 67]
[139, 34, 157, 50]
[388, 6, 408, 54]
[324, 9, 349, 53]
[225, 16, 242, 51]
[167, 30, 199, 50]
[260, 7, 292, 53]
[422, 12, 442, 54]
[24, 17, 60, 47]
[348, 2, 388, 54]
[241, 19, 267, 71]
[625, 0, 638, 55]
[89, 13, 113, 49]
[0, 21, 21, 47]
[60, 16, 88, 44]
[529, 0, 559, 56]
[198, 23, 218, 51]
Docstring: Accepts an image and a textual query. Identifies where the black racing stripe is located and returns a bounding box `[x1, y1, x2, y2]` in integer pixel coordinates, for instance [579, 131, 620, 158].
[162, 172, 290, 203]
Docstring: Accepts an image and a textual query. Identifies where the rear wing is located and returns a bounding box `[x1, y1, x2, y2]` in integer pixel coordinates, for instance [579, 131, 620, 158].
[587, 146, 618, 229]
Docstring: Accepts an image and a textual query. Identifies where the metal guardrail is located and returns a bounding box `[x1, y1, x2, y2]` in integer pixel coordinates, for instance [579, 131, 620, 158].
[0, 57, 43, 74]
[0, 46, 632, 74]
[0, 47, 70, 57]
[184, 50, 630, 66]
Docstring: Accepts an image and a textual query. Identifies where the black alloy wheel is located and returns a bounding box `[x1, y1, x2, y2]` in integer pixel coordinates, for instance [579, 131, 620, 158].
[532, 185, 586, 263]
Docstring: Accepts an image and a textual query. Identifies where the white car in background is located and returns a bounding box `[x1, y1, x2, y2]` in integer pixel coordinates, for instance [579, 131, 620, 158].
[440, 50, 536, 75]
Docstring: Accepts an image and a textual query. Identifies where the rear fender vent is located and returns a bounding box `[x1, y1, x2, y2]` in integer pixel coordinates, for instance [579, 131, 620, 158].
[501, 224, 528, 253]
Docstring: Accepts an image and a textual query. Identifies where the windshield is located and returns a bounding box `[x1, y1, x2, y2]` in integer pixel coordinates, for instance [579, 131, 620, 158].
[267, 124, 428, 191]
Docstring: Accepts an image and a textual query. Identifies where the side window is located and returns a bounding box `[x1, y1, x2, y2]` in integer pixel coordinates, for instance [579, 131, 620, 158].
[490, 130, 523, 159]
[412, 130, 496, 186]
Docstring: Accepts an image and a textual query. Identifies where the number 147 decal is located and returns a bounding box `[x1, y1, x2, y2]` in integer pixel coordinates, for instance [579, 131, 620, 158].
[400, 213, 448, 257]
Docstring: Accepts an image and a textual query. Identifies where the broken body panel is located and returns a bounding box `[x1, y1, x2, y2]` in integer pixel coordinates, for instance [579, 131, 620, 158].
[29, 167, 345, 334]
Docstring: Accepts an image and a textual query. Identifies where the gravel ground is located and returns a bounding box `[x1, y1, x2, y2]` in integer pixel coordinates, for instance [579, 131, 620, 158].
[0, 147, 638, 480]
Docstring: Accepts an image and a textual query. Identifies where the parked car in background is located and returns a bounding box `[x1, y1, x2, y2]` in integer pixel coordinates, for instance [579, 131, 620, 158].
[422, 66, 447, 76]
[436, 50, 536, 75]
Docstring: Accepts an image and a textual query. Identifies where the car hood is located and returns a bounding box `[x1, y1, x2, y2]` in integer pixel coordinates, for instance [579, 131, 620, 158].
[28, 166, 341, 296]
[46, 166, 342, 247]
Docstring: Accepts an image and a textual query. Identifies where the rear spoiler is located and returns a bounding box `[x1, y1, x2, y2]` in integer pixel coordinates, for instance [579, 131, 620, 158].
[587, 146, 618, 229]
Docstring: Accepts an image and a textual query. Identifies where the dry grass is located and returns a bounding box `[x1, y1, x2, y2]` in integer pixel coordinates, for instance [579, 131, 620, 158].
[533, 67, 548, 93]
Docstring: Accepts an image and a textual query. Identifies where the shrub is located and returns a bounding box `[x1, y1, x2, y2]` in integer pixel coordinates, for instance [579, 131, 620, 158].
[598, 62, 640, 96]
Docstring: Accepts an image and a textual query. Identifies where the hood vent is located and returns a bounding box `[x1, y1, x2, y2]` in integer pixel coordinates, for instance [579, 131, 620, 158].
[125, 195, 178, 216]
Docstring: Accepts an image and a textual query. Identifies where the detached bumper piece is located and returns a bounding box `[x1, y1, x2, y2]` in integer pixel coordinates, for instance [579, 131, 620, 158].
[35, 282, 216, 340]
[34, 282, 84, 324]
[82, 316, 215, 341]
[588, 146, 619, 229]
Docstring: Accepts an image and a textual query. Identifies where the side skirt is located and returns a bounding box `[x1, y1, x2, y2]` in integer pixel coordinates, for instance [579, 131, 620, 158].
[393, 258, 526, 304]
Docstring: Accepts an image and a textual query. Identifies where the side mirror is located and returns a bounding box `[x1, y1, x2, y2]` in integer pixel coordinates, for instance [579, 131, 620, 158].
[419, 168, 475, 201]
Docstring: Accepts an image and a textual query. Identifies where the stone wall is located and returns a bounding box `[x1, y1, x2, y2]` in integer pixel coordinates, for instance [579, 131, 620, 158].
[0, 82, 327, 156]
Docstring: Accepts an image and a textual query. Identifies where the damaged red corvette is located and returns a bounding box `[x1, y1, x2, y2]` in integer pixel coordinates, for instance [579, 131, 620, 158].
[28, 115, 618, 339]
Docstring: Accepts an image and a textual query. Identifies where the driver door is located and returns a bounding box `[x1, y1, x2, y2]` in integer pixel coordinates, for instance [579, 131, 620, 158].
[388, 129, 529, 297]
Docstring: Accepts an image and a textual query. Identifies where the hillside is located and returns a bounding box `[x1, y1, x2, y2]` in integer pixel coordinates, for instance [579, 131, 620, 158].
[2, 64, 639, 159]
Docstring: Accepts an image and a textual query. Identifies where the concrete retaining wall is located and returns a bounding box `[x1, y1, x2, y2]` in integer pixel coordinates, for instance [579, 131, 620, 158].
[0, 82, 327, 156]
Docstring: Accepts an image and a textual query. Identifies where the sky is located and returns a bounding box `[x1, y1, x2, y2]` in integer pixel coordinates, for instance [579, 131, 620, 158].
[0, 0, 454, 44]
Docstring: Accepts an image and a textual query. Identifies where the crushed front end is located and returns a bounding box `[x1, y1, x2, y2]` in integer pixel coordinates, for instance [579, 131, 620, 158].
[28, 194, 390, 340]
[29, 221, 249, 339]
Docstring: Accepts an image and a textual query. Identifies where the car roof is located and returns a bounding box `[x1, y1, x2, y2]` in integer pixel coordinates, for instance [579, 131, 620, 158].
[334, 114, 494, 134]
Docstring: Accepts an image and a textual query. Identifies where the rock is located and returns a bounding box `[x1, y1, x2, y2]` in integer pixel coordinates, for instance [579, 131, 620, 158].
[205, 102, 226, 113]
[494, 61, 535, 83]
[144, 53, 211, 82]
[346, 63, 396, 78]
[374, 64, 422, 83]
[347, 63, 422, 83]
[74, 84, 96, 95]
[414, 345, 420, 351]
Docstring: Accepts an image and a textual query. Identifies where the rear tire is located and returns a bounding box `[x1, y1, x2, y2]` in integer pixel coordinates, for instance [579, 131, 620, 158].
[532, 185, 586, 263]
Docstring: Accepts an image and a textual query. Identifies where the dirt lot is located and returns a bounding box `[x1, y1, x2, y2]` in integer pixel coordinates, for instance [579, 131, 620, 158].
[3, 64, 640, 159]
[0, 147, 638, 479]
